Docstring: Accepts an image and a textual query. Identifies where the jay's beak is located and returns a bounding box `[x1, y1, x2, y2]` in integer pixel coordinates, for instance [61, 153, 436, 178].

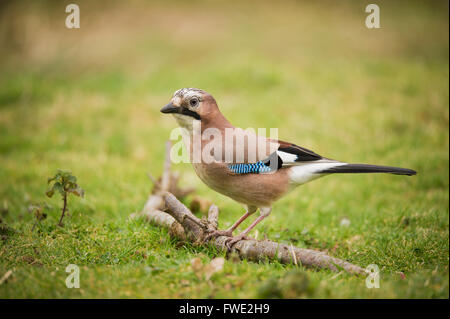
[160, 103, 178, 114]
[160, 102, 201, 120]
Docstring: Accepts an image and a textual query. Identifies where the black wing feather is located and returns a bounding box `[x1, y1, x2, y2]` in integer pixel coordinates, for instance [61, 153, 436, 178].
[277, 140, 322, 162]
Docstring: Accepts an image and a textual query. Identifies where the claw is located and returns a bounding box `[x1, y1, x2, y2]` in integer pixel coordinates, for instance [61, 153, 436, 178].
[224, 234, 250, 250]
[204, 229, 233, 242]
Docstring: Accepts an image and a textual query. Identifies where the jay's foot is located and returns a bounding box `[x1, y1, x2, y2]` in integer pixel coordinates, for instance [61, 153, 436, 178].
[224, 233, 251, 250]
[204, 229, 233, 242]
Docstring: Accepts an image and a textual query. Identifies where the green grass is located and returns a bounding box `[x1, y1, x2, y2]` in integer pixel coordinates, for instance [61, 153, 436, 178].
[0, 0, 448, 298]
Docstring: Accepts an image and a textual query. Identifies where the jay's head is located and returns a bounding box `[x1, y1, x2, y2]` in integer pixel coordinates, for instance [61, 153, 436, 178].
[160, 88, 219, 129]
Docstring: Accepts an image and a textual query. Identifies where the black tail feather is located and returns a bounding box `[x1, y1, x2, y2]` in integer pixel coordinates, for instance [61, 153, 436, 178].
[321, 164, 417, 176]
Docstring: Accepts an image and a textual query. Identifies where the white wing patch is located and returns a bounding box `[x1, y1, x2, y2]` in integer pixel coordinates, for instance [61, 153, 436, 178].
[288, 162, 347, 185]
[277, 150, 298, 164]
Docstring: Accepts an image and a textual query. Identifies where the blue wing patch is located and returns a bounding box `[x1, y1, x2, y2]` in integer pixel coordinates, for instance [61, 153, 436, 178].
[228, 152, 283, 174]
[228, 161, 272, 174]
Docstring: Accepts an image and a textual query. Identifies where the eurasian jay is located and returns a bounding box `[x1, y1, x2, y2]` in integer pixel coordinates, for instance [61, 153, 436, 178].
[161, 88, 416, 248]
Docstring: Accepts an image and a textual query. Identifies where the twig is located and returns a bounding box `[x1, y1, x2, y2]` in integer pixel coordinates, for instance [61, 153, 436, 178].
[161, 194, 365, 275]
[207, 205, 219, 231]
[290, 243, 298, 266]
[141, 209, 186, 240]
[0, 270, 13, 286]
[160, 141, 172, 192]
[147, 172, 157, 185]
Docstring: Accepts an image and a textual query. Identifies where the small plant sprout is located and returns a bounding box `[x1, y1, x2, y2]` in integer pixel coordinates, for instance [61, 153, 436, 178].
[28, 202, 50, 230]
[46, 170, 84, 226]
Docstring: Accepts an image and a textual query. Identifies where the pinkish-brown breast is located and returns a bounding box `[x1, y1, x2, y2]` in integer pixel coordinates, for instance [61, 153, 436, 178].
[192, 162, 291, 207]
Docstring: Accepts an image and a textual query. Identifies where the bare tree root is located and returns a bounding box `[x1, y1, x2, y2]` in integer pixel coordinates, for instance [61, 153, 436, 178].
[132, 141, 366, 276]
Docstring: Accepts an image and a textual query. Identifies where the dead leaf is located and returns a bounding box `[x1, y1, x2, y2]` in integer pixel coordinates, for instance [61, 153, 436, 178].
[190, 257, 203, 276]
[204, 257, 225, 280]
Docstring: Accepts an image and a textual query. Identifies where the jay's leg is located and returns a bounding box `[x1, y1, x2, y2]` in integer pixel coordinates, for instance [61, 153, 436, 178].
[224, 206, 272, 250]
[205, 205, 257, 241]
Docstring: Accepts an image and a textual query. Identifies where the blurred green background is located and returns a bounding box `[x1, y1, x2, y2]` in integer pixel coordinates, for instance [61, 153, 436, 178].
[0, 0, 448, 298]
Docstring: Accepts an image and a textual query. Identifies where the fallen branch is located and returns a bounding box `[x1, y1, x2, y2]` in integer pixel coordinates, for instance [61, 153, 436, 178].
[133, 141, 366, 276]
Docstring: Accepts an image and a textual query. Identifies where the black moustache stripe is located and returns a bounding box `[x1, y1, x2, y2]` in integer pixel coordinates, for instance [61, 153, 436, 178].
[180, 107, 201, 120]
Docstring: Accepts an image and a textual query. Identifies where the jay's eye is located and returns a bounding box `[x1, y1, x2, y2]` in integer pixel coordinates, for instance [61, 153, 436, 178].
[189, 98, 199, 108]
